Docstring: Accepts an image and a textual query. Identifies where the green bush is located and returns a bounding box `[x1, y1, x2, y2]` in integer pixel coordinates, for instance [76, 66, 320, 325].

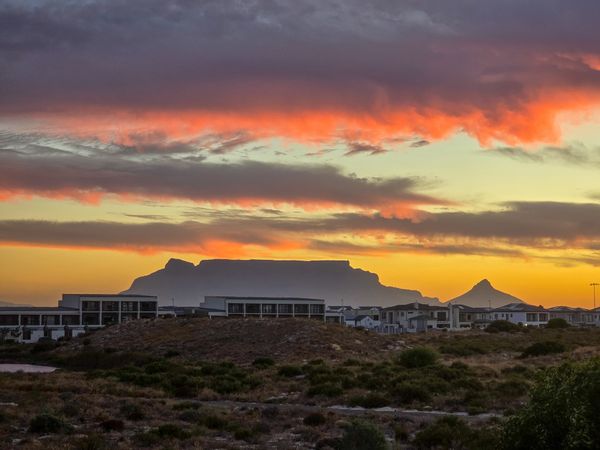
[398, 347, 439, 368]
[307, 383, 343, 398]
[303, 412, 327, 426]
[520, 341, 566, 358]
[100, 419, 124, 432]
[252, 357, 275, 368]
[485, 320, 521, 333]
[391, 382, 431, 405]
[156, 423, 191, 439]
[502, 359, 600, 449]
[200, 414, 228, 430]
[546, 318, 569, 329]
[29, 413, 70, 433]
[120, 402, 145, 421]
[278, 365, 303, 377]
[337, 420, 388, 450]
[414, 416, 500, 450]
[348, 393, 390, 408]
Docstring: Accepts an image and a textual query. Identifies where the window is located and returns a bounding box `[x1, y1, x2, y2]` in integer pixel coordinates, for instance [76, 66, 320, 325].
[0, 315, 18, 325]
[262, 304, 277, 314]
[539, 313, 548, 322]
[121, 313, 137, 322]
[82, 301, 100, 311]
[42, 315, 60, 325]
[82, 313, 100, 325]
[121, 302, 138, 312]
[310, 304, 324, 315]
[102, 301, 119, 311]
[102, 313, 118, 325]
[228, 303, 244, 314]
[526, 313, 537, 322]
[246, 304, 260, 314]
[437, 312, 447, 321]
[140, 301, 157, 311]
[278, 304, 293, 315]
[22, 328, 31, 340]
[294, 304, 309, 314]
[21, 315, 40, 325]
[140, 313, 156, 319]
[62, 315, 80, 325]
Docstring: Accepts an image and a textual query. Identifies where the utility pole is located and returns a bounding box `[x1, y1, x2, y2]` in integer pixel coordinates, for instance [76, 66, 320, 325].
[590, 283, 598, 309]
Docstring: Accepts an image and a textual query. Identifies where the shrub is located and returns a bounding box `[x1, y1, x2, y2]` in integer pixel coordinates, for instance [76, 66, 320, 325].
[200, 414, 228, 430]
[520, 341, 566, 358]
[252, 357, 275, 368]
[546, 318, 569, 329]
[179, 409, 203, 423]
[414, 416, 500, 450]
[398, 347, 439, 368]
[31, 338, 57, 353]
[120, 402, 145, 421]
[164, 350, 180, 358]
[100, 419, 124, 432]
[348, 393, 390, 408]
[234, 427, 256, 441]
[278, 365, 303, 377]
[29, 413, 69, 433]
[393, 423, 408, 442]
[303, 412, 327, 426]
[156, 423, 191, 439]
[439, 341, 488, 356]
[337, 420, 388, 450]
[485, 320, 520, 333]
[76, 434, 108, 450]
[502, 359, 600, 449]
[307, 383, 343, 398]
[391, 382, 431, 405]
[494, 380, 529, 398]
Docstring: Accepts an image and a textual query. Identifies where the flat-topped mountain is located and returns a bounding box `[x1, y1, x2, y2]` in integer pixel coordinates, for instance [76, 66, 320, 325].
[447, 279, 524, 308]
[122, 259, 439, 307]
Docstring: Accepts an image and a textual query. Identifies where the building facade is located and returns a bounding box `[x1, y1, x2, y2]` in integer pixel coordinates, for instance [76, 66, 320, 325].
[0, 294, 158, 343]
[202, 296, 326, 320]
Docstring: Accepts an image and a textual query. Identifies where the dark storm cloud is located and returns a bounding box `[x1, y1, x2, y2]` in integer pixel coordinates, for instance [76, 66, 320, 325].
[2, 1, 600, 143]
[0, 137, 441, 208]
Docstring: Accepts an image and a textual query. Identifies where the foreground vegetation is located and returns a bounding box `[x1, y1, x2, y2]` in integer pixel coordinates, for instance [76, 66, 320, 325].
[2, 319, 600, 448]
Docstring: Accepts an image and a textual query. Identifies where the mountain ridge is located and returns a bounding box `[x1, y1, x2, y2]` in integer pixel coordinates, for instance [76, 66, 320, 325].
[445, 278, 525, 308]
[122, 258, 440, 307]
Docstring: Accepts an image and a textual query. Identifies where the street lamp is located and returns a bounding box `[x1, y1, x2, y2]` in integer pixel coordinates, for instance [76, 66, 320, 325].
[591, 283, 599, 309]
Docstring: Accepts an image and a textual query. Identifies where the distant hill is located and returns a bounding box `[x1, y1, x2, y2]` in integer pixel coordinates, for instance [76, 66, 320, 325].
[447, 279, 525, 308]
[0, 300, 30, 307]
[122, 259, 440, 307]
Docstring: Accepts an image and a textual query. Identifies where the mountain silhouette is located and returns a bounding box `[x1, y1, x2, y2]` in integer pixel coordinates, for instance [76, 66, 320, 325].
[447, 279, 524, 308]
[122, 259, 440, 307]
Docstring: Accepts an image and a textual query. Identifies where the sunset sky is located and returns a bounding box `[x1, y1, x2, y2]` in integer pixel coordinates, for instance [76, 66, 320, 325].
[1, 0, 599, 307]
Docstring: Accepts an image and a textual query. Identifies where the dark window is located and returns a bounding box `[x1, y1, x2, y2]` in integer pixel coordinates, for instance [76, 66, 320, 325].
[21, 315, 40, 326]
[294, 304, 309, 314]
[121, 302, 138, 312]
[140, 301, 157, 311]
[437, 312, 447, 321]
[278, 304, 293, 314]
[121, 313, 137, 322]
[539, 313, 548, 321]
[62, 315, 80, 325]
[140, 312, 156, 319]
[82, 301, 100, 311]
[102, 301, 119, 311]
[526, 313, 537, 322]
[22, 328, 32, 340]
[262, 304, 277, 314]
[310, 304, 324, 314]
[102, 313, 118, 325]
[82, 313, 100, 325]
[246, 304, 260, 314]
[42, 315, 60, 325]
[228, 303, 244, 314]
[0, 315, 18, 325]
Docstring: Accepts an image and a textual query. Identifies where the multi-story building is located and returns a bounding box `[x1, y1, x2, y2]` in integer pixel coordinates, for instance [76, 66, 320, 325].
[201, 296, 326, 320]
[0, 294, 158, 343]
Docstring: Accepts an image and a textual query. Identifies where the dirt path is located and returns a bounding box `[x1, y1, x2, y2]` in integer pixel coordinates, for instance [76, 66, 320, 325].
[194, 399, 500, 424]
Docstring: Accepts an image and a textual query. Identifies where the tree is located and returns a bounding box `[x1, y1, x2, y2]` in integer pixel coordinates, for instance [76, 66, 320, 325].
[502, 359, 600, 449]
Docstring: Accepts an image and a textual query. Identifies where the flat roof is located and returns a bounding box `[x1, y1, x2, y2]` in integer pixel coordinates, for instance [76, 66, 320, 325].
[207, 296, 325, 302]
[0, 307, 79, 312]
[63, 294, 157, 298]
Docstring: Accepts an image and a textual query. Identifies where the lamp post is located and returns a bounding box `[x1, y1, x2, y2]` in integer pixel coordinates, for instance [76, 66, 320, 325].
[591, 283, 599, 310]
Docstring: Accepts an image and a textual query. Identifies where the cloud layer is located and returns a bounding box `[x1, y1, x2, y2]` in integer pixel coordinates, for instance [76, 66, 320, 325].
[3, 0, 600, 144]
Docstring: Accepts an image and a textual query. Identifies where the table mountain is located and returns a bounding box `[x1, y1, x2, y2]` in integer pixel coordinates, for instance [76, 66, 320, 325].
[122, 258, 439, 307]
